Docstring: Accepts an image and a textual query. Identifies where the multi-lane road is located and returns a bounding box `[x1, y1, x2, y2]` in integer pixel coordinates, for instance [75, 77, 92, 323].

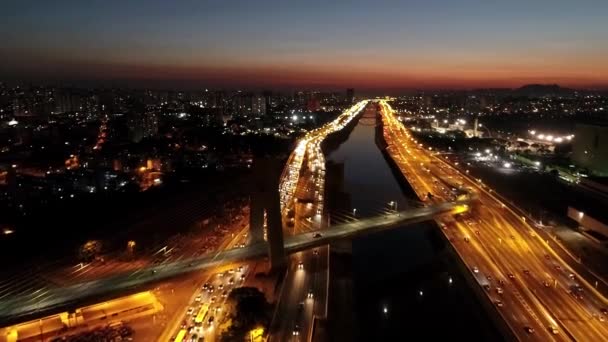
[271, 101, 369, 341]
[379, 100, 608, 341]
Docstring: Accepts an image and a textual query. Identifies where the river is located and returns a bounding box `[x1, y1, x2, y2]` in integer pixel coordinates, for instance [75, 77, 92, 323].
[324, 112, 503, 341]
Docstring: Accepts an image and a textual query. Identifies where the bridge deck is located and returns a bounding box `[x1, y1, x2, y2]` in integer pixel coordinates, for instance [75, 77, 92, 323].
[0, 199, 470, 325]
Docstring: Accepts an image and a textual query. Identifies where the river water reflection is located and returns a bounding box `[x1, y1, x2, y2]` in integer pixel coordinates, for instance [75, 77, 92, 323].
[325, 115, 503, 341]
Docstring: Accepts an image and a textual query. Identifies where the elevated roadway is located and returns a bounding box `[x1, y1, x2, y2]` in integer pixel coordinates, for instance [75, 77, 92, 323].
[0, 199, 468, 325]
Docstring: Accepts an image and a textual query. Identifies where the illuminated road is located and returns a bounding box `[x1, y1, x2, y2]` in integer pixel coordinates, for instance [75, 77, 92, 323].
[270, 101, 359, 342]
[0, 199, 465, 324]
[379, 100, 608, 341]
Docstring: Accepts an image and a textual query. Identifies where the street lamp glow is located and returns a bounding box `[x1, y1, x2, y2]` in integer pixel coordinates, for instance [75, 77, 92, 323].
[503, 162, 511, 168]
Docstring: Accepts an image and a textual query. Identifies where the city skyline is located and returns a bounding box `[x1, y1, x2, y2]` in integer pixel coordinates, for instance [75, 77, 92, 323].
[2, 0, 608, 90]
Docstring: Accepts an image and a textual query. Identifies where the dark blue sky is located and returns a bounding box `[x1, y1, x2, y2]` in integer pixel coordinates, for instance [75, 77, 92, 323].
[2, 0, 607, 89]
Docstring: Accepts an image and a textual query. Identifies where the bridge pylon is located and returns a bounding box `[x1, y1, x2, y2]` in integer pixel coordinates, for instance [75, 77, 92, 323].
[249, 157, 286, 271]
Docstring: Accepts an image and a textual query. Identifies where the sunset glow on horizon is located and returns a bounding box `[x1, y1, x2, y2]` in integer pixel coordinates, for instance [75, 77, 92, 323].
[2, 0, 607, 90]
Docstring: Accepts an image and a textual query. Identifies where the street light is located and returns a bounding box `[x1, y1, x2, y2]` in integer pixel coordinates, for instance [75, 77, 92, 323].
[389, 201, 397, 212]
[353, 208, 357, 217]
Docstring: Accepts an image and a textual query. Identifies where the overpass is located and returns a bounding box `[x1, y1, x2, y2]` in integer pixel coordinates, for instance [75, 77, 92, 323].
[0, 198, 470, 324]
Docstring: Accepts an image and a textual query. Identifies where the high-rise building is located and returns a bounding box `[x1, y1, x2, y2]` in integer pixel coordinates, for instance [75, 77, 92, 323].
[346, 88, 355, 104]
[127, 111, 159, 143]
[252, 96, 266, 115]
[230, 92, 249, 116]
[262, 90, 272, 115]
[56, 89, 83, 113]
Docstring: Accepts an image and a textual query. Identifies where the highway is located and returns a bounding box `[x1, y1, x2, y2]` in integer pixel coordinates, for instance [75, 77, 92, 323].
[0, 198, 466, 324]
[379, 100, 608, 341]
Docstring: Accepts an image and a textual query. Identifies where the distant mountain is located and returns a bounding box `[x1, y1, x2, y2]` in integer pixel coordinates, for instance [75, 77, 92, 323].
[512, 84, 575, 98]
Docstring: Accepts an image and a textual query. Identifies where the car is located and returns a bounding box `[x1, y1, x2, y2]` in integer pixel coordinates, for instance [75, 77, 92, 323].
[207, 285, 215, 293]
[524, 326, 535, 334]
[222, 290, 228, 298]
[507, 273, 515, 279]
[483, 284, 491, 291]
[313, 233, 322, 238]
[307, 289, 314, 299]
[218, 284, 224, 290]
[202, 282, 210, 290]
[544, 254, 550, 260]
[568, 273, 575, 280]
[313, 249, 319, 255]
[207, 316, 215, 326]
[601, 308, 608, 316]
[218, 272, 225, 278]
[555, 265, 561, 271]
[228, 268, 235, 274]
[495, 300, 504, 307]
[464, 237, 470, 243]
[510, 235, 515, 240]
[523, 269, 530, 275]
[210, 296, 217, 303]
[496, 287, 504, 295]
[187, 307, 194, 315]
[542, 281, 551, 288]
[498, 279, 505, 286]
[293, 325, 300, 336]
[228, 277, 235, 285]
[475, 230, 480, 235]
[240, 274, 246, 281]
[569, 291, 583, 300]
[238, 265, 244, 272]
[473, 266, 479, 273]
[549, 326, 559, 335]
[194, 295, 201, 302]
[298, 262, 304, 270]
[486, 275, 492, 281]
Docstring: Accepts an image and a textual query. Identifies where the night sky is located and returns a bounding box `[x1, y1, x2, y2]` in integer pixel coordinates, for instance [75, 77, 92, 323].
[2, 0, 607, 90]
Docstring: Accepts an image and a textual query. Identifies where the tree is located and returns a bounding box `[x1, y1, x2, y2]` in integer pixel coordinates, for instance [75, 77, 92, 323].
[78, 240, 102, 262]
[220, 287, 271, 341]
